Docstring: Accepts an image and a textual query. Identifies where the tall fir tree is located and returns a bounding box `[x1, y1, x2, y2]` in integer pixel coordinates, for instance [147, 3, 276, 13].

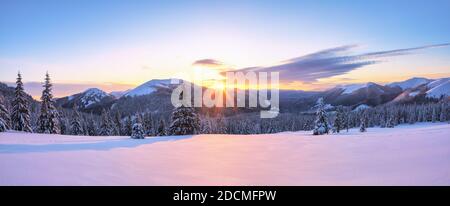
[333, 105, 344, 133]
[70, 105, 83, 135]
[11, 72, 32, 132]
[359, 111, 367, 132]
[37, 72, 60, 134]
[131, 113, 145, 139]
[86, 113, 97, 136]
[0, 95, 10, 132]
[313, 98, 329, 135]
[112, 111, 122, 136]
[99, 109, 113, 136]
[168, 106, 200, 135]
[156, 119, 166, 136]
[143, 112, 153, 136]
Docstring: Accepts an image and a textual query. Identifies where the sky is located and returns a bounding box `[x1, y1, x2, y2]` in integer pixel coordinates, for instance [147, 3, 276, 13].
[1, 0, 450, 98]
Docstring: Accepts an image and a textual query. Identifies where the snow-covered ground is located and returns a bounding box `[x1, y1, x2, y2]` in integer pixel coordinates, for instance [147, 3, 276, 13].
[1, 123, 449, 186]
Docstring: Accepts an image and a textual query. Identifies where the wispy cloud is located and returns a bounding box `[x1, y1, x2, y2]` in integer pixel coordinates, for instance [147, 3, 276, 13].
[230, 43, 450, 83]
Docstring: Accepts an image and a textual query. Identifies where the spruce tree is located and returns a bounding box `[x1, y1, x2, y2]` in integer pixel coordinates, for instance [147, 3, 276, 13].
[156, 119, 166, 136]
[11, 72, 32, 132]
[112, 111, 122, 136]
[359, 111, 367, 132]
[86, 113, 97, 136]
[143, 112, 153, 136]
[313, 98, 329, 135]
[131, 114, 145, 139]
[168, 106, 200, 135]
[333, 106, 344, 133]
[70, 105, 83, 135]
[0, 95, 10, 132]
[37, 72, 60, 134]
[123, 116, 133, 136]
[98, 109, 112, 136]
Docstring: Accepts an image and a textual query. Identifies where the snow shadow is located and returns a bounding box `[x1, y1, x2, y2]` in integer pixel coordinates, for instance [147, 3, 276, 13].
[0, 135, 193, 154]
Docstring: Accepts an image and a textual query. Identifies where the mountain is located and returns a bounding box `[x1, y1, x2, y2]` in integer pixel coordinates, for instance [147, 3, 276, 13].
[387, 77, 432, 90]
[388, 77, 450, 103]
[426, 78, 450, 98]
[109, 90, 130, 98]
[323, 82, 403, 107]
[123, 79, 181, 97]
[56, 88, 116, 112]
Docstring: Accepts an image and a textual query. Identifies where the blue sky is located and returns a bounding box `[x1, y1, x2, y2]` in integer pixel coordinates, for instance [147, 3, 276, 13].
[1, 0, 449, 97]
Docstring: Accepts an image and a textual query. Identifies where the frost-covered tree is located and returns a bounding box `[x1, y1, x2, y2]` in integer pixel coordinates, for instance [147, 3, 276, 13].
[36, 72, 60, 134]
[131, 114, 145, 139]
[359, 111, 367, 132]
[123, 116, 133, 136]
[98, 109, 113, 136]
[313, 98, 329, 135]
[440, 103, 446, 122]
[11, 72, 32, 132]
[112, 111, 122, 136]
[168, 106, 200, 135]
[0, 95, 10, 132]
[156, 119, 166, 136]
[86, 114, 97, 136]
[431, 107, 437, 123]
[70, 105, 83, 135]
[143, 112, 153, 136]
[333, 106, 344, 133]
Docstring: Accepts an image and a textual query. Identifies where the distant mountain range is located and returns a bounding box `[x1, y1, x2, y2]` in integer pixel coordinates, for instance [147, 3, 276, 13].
[1, 77, 449, 116]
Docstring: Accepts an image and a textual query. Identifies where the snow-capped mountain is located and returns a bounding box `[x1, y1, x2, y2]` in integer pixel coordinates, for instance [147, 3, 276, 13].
[387, 77, 432, 90]
[323, 82, 402, 106]
[426, 78, 450, 98]
[56, 88, 116, 112]
[123, 79, 181, 97]
[109, 90, 130, 98]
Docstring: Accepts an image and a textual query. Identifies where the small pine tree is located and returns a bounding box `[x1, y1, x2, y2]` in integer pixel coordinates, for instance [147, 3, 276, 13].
[37, 72, 60, 134]
[313, 98, 329, 135]
[168, 106, 200, 135]
[431, 107, 437, 123]
[439, 103, 446, 122]
[0, 95, 11, 132]
[131, 114, 145, 139]
[156, 119, 166, 136]
[70, 105, 83, 135]
[11, 72, 32, 132]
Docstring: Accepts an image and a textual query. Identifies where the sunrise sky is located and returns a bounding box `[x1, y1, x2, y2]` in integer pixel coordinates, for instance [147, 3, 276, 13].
[1, 0, 450, 97]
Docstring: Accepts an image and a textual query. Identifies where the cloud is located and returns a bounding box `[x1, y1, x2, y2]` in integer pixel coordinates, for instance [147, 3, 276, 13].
[193, 59, 224, 67]
[229, 43, 450, 83]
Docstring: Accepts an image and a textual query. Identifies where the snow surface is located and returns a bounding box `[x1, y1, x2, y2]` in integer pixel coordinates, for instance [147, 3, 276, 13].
[353, 104, 371, 111]
[1, 123, 449, 186]
[387, 77, 431, 90]
[339, 83, 366, 94]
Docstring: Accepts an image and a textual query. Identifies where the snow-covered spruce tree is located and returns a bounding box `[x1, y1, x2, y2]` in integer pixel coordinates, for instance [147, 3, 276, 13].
[168, 106, 200, 135]
[86, 114, 97, 136]
[333, 106, 344, 133]
[36, 72, 60, 134]
[11, 72, 32, 132]
[143, 112, 153, 136]
[313, 98, 329, 135]
[359, 111, 367, 132]
[70, 105, 83, 135]
[98, 109, 112, 136]
[0, 95, 10, 132]
[112, 111, 122, 136]
[131, 114, 145, 139]
[156, 119, 166, 136]
[431, 107, 437, 123]
[440, 103, 446, 122]
[123, 116, 133, 136]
